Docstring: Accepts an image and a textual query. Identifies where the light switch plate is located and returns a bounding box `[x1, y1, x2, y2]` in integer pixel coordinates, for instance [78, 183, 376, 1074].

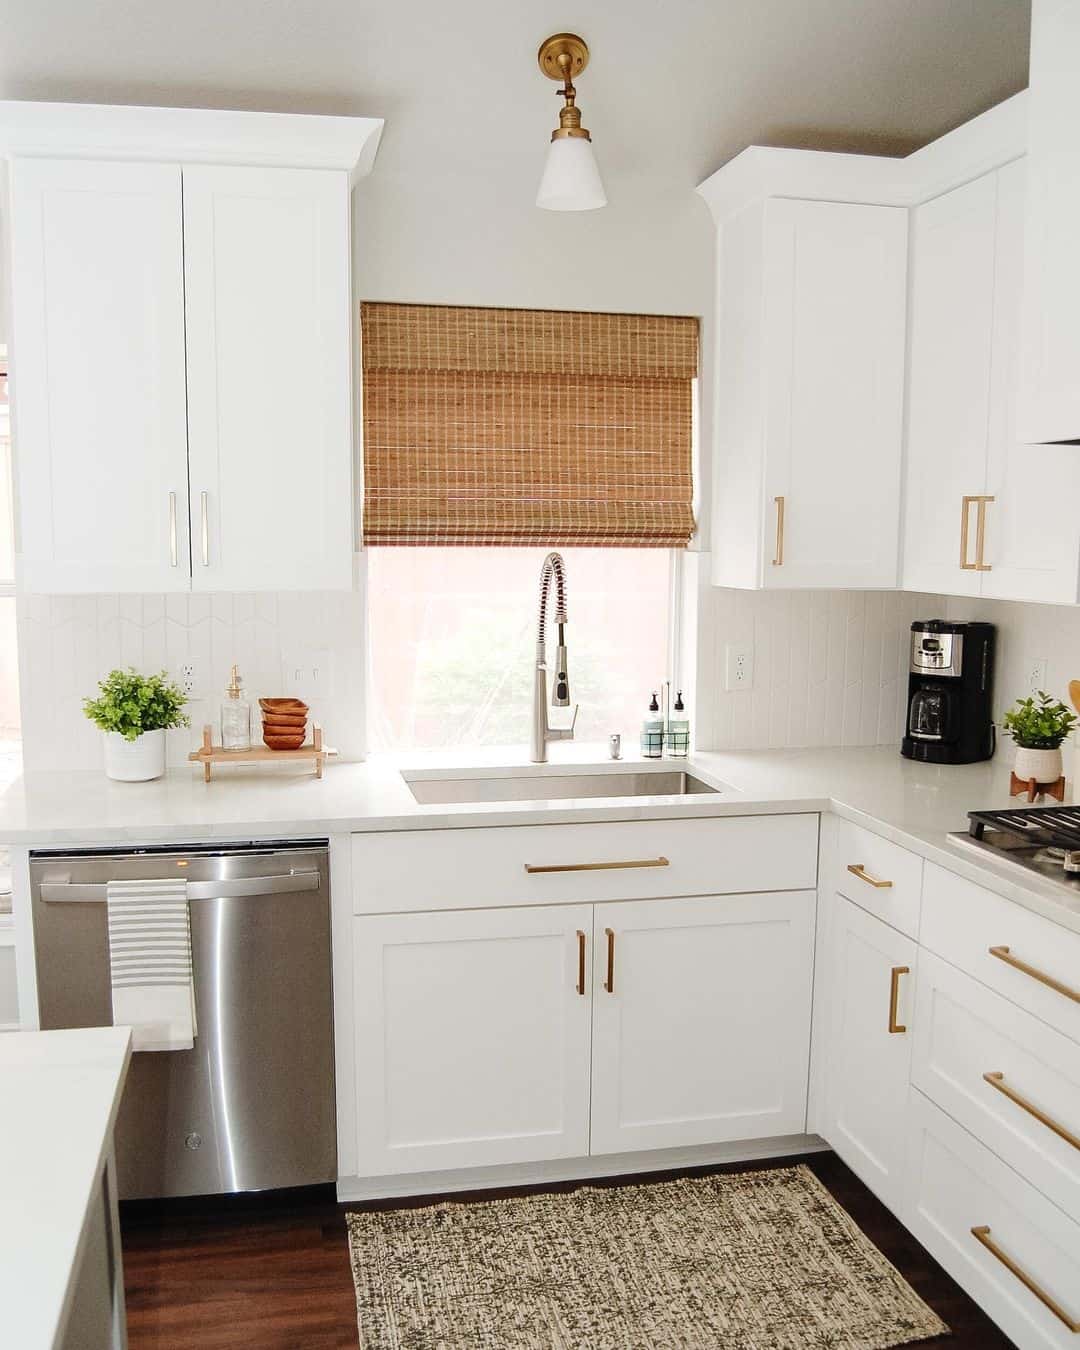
[282, 649, 335, 699]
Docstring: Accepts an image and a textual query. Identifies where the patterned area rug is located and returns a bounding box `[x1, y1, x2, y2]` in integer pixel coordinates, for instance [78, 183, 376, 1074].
[347, 1164, 949, 1349]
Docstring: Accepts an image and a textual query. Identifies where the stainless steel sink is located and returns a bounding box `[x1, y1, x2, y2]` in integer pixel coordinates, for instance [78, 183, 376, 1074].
[404, 769, 721, 805]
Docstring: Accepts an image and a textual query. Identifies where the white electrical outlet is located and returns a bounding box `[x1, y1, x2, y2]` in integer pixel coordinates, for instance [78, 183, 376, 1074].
[174, 661, 202, 701]
[1028, 657, 1049, 695]
[724, 643, 754, 692]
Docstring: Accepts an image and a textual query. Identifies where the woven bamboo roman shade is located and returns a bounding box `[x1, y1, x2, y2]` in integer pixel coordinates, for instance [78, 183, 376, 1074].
[360, 303, 698, 547]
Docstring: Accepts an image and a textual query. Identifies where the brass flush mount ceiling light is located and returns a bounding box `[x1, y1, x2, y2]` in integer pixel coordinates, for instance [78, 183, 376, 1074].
[536, 32, 607, 211]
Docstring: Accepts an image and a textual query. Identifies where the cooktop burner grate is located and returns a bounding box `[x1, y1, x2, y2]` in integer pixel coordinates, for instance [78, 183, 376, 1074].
[968, 805, 1080, 851]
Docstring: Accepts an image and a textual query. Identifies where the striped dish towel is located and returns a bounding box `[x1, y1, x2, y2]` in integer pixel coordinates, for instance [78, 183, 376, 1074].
[106, 878, 196, 1052]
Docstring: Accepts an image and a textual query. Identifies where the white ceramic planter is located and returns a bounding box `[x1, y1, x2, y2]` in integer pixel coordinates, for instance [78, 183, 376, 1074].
[103, 729, 166, 782]
[1013, 744, 1063, 785]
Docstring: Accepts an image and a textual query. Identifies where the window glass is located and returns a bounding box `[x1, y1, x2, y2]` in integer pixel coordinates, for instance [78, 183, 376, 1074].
[367, 548, 672, 752]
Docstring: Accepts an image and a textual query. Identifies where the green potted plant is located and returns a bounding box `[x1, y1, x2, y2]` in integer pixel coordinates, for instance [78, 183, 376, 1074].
[83, 668, 190, 782]
[1000, 690, 1077, 786]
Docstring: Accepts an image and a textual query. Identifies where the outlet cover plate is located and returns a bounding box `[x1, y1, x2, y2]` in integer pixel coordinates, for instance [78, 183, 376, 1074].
[724, 643, 754, 692]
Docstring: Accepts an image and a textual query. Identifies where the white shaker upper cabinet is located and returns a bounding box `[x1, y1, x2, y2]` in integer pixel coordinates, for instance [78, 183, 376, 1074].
[901, 174, 997, 598]
[182, 166, 353, 591]
[982, 159, 1080, 605]
[1018, 0, 1080, 445]
[709, 196, 907, 589]
[11, 158, 191, 593]
[903, 160, 1080, 604]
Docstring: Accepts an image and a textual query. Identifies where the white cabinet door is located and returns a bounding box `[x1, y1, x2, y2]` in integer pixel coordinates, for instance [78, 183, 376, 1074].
[353, 904, 592, 1176]
[901, 174, 996, 596]
[183, 166, 352, 591]
[589, 892, 814, 1155]
[10, 158, 190, 593]
[982, 158, 1080, 605]
[761, 200, 907, 589]
[1018, 0, 1080, 445]
[820, 894, 916, 1212]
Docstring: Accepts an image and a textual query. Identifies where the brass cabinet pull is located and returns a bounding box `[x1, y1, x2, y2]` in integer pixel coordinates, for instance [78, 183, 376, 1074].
[576, 930, 586, 997]
[888, 965, 909, 1034]
[604, 927, 615, 994]
[983, 1072, 1080, 1154]
[960, 495, 994, 571]
[168, 491, 178, 567]
[200, 490, 210, 566]
[974, 495, 994, 571]
[525, 857, 669, 875]
[772, 495, 785, 567]
[970, 1226, 1080, 1332]
[847, 863, 893, 890]
[989, 946, 1080, 1004]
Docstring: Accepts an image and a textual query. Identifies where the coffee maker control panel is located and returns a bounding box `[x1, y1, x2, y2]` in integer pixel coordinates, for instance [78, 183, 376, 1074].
[911, 630, 963, 677]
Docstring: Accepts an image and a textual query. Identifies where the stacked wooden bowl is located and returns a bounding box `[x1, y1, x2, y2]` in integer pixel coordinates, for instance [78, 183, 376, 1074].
[259, 698, 309, 751]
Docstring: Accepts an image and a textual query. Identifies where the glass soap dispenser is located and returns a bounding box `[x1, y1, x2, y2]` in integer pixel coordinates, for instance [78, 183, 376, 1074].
[220, 664, 254, 750]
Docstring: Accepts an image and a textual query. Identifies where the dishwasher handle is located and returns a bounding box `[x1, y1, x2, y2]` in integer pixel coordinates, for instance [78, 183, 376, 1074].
[38, 869, 321, 903]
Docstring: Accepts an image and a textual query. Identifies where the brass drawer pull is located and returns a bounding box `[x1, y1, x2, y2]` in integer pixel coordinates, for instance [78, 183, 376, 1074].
[971, 1225, 1080, 1332]
[989, 946, 1080, 1004]
[960, 495, 995, 571]
[604, 927, 615, 994]
[576, 930, 586, 997]
[888, 965, 909, 1034]
[984, 1072, 1080, 1153]
[847, 863, 893, 890]
[772, 495, 785, 567]
[525, 857, 669, 875]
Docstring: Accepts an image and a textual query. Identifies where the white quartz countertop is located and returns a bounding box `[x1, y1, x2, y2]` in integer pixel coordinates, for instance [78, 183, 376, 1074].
[2, 743, 1079, 934]
[0, 1026, 131, 1350]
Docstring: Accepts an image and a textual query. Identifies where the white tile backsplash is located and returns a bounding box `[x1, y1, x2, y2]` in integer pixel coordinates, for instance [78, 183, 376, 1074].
[944, 595, 1080, 728]
[694, 584, 948, 752]
[16, 589, 367, 771]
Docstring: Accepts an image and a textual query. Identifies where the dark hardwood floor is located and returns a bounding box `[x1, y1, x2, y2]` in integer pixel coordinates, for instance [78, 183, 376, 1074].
[120, 1150, 1017, 1349]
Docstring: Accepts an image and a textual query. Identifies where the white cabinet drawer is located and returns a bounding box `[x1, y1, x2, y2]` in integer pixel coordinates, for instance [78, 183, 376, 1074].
[834, 818, 923, 938]
[914, 950, 1080, 1226]
[905, 1091, 1080, 1349]
[352, 813, 819, 915]
[921, 863, 1080, 1045]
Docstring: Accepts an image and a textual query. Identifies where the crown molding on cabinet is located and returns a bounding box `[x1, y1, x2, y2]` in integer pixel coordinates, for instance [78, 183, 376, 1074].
[0, 100, 384, 183]
[697, 90, 1027, 223]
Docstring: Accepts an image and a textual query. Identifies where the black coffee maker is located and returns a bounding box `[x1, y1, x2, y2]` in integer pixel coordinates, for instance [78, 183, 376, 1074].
[901, 620, 995, 764]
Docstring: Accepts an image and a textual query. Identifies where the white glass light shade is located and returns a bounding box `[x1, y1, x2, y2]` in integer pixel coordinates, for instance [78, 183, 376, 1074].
[536, 136, 607, 211]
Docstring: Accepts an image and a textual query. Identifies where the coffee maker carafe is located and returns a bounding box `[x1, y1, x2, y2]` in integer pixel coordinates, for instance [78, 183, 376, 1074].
[901, 620, 995, 764]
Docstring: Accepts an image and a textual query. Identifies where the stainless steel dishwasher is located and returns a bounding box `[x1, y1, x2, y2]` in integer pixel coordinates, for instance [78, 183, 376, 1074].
[29, 841, 335, 1200]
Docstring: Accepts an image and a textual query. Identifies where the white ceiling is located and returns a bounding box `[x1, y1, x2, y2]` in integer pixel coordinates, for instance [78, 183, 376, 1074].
[0, 0, 1031, 186]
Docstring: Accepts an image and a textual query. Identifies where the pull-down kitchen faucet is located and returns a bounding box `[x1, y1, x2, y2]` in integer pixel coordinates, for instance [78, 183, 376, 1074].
[531, 551, 578, 763]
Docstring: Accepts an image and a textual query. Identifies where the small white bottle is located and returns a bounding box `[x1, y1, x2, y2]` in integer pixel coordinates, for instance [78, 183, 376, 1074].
[220, 664, 254, 751]
[641, 692, 664, 759]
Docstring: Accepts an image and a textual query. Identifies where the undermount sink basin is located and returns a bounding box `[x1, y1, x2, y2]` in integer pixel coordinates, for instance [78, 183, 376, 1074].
[404, 769, 721, 806]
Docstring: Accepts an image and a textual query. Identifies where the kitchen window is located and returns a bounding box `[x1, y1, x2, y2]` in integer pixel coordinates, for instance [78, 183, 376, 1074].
[367, 546, 675, 751]
[360, 303, 697, 752]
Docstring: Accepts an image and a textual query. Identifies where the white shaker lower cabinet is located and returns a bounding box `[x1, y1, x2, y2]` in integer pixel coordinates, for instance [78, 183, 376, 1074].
[353, 904, 592, 1176]
[820, 895, 916, 1212]
[905, 1091, 1080, 1349]
[589, 892, 814, 1155]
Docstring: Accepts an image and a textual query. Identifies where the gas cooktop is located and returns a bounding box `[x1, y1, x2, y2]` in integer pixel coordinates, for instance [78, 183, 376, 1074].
[949, 805, 1080, 891]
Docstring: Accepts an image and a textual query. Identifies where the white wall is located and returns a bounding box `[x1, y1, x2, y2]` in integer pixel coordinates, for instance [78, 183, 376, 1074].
[16, 589, 366, 772]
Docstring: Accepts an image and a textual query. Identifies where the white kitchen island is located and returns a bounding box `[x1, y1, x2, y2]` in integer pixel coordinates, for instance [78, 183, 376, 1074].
[1, 1026, 132, 1350]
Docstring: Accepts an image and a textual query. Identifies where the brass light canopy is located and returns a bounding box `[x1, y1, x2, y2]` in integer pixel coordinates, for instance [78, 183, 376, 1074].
[537, 33, 592, 141]
[535, 32, 607, 211]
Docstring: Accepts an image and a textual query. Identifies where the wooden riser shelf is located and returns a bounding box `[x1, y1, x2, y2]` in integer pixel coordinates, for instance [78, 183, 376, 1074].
[189, 724, 336, 782]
